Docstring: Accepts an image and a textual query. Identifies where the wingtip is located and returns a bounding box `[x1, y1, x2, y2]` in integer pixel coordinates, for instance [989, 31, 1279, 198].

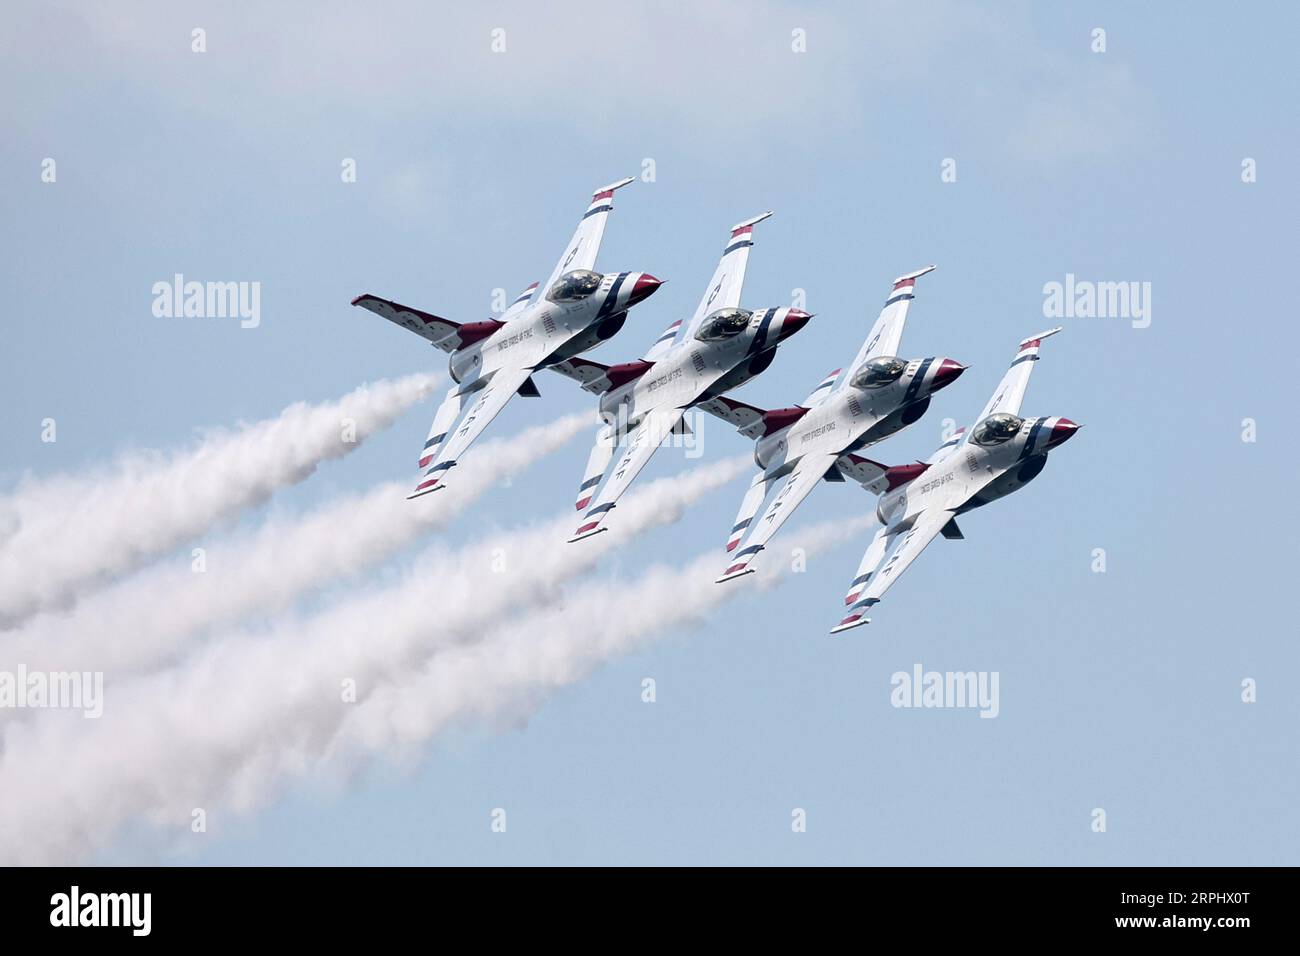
[829, 616, 870, 635]
[595, 175, 636, 195]
[892, 264, 937, 285]
[406, 484, 446, 501]
[567, 526, 607, 544]
[714, 568, 756, 585]
[1019, 326, 1064, 348]
[731, 211, 774, 232]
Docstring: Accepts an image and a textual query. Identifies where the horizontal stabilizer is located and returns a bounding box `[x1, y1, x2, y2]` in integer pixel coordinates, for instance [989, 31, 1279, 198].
[836, 454, 889, 491]
[696, 396, 768, 438]
[516, 376, 541, 398]
[547, 357, 657, 396]
[545, 357, 612, 394]
[940, 517, 963, 540]
[352, 294, 467, 353]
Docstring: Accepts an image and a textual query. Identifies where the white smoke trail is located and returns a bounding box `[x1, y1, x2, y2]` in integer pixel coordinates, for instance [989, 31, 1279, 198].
[0, 374, 438, 628]
[337, 515, 875, 758]
[0, 455, 752, 864]
[1, 413, 588, 683]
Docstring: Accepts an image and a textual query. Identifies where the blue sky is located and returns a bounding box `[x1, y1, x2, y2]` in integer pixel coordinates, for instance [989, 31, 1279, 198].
[2, 1, 1297, 864]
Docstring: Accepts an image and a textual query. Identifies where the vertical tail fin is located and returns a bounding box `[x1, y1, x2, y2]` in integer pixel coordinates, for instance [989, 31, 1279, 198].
[801, 368, 842, 408]
[925, 428, 966, 464]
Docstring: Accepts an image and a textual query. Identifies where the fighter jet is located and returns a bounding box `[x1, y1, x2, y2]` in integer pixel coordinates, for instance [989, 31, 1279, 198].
[829, 328, 1079, 633]
[352, 177, 661, 498]
[548, 212, 812, 541]
[698, 265, 966, 583]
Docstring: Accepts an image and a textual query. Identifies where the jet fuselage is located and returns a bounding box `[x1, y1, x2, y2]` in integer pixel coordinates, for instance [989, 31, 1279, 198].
[755, 357, 966, 476]
[598, 306, 810, 430]
[877, 415, 1079, 528]
[451, 270, 659, 388]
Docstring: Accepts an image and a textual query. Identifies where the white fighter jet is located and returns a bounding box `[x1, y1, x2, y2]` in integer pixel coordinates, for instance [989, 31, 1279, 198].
[548, 212, 812, 541]
[698, 265, 967, 583]
[352, 177, 662, 498]
[829, 328, 1079, 633]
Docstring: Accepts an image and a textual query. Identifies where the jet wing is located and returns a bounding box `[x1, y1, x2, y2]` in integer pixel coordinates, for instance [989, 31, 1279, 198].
[535, 177, 636, 303]
[350, 294, 466, 352]
[718, 470, 778, 558]
[409, 367, 532, 498]
[842, 265, 936, 388]
[970, 327, 1063, 424]
[717, 450, 843, 582]
[830, 508, 954, 633]
[569, 406, 686, 541]
[696, 395, 767, 439]
[680, 212, 772, 341]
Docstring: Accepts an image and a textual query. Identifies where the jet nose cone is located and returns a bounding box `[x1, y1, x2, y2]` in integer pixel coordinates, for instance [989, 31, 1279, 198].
[627, 273, 663, 304]
[1047, 418, 1080, 448]
[931, 358, 967, 391]
[780, 308, 813, 338]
